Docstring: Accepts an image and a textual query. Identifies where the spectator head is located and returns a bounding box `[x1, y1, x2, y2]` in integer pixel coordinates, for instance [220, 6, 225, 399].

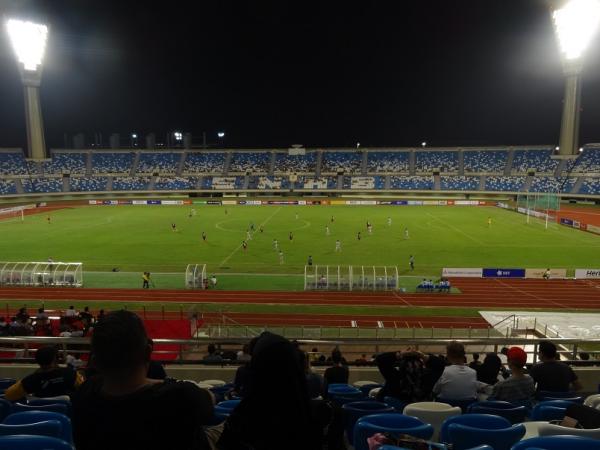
[507, 347, 527, 370]
[35, 346, 58, 368]
[84, 306, 89, 312]
[311, 347, 318, 353]
[579, 352, 590, 361]
[538, 341, 557, 361]
[69, 306, 74, 310]
[38, 308, 44, 313]
[241, 343, 250, 355]
[472, 353, 480, 361]
[446, 341, 466, 364]
[501, 347, 509, 356]
[331, 350, 343, 365]
[91, 310, 150, 378]
[207, 343, 217, 355]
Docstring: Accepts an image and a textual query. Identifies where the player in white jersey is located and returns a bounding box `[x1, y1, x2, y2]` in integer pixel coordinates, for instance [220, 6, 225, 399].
[387, 216, 392, 227]
[335, 240, 342, 252]
[326, 225, 330, 236]
[404, 227, 409, 239]
[279, 250, 284, 264]
[273, 239, 278, 250]
[246, 230, 252, 241]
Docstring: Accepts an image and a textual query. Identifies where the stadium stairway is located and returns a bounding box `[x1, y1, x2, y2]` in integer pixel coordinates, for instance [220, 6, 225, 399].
[62, 177, 69, 192]
[148, 176, 157, 190]
[504, 149, 515, 176]
[85, 153, 92, 175]
[408, 151, 416, 175]
[361, 151, 368, 175]
[176, 152, 187, 176]
[554, 159, 568, 177]
[458, 150, 464, 175]
[337, 174, 343, 189]
[479, 175, 486, 191]
[130, 152, 140, 176]
[106, 176, 114, 191]
[268, 152, 276, 176]
[571, 176, 585, 194]
[433, 175, 441, 190]
[522, 175, 533, 192]
[315, 151, 322, 177]
[223, 152, 232, 175]
[14, 179, 24, 195]
[384, 175, 391, 189]
[243, 175, 250, 189]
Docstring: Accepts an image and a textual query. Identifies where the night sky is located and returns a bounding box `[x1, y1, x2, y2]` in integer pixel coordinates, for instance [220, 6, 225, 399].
[0, 0, 599, 149]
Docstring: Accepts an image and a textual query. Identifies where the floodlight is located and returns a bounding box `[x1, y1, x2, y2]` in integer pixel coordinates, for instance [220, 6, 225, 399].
[579, 147, 584, 151]
[555, 146, 560, 151]
[356, 142, 360, 148]
[6, 19, 48, 72]
[174, 131, 183, 141]
[421, 141, 427, 147]
[217, 132, 225, 138]
[131, 133, 137, 139]
[553, 0, 600, 60]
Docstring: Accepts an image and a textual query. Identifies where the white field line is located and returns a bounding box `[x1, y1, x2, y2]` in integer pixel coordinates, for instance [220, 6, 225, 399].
[425, 211, 485, 245]
[219, 207, 282, 267]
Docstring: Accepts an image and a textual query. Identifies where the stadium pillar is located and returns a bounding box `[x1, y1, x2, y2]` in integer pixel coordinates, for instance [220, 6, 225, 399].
[557, 69, 581, 156]
[22, 80, 47, 159]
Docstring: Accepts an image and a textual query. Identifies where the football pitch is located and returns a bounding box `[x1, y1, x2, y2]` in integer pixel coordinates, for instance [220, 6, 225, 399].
[1, 204, 599, 280]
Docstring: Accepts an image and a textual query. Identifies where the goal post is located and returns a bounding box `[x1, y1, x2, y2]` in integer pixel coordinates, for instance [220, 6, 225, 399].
[516, 192, 561, 229]
[0, 206, 24, 223]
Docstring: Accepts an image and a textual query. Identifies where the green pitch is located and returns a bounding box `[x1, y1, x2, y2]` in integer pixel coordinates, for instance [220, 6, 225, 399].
[1, 204, 599, 276]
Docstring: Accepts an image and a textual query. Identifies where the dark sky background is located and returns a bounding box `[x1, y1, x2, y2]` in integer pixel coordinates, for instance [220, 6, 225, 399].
[0, 0, 599, 149]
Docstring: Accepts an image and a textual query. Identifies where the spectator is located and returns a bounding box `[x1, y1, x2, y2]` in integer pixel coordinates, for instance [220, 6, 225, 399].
[237, 344, 251, 362]
[217, 332, 327, 450]
[324, 349, 349, 392]
[376, 351, 428, 403]
[488, 347, 535, 407]
[72, 310, 214, 450]
[79, 306, 94, 326]
[355, 354, 369, 366]
[232, 338, 258, 398]
[146, 339, 167, 380]
[530, 341, 582, 392]
[433, 341, 485, 400]
[204, 343, 223, 363]
[65, 305, 77, 318]
[499, 347, 509, 365]
[304, 352, 324, 399]
[15, 307, 29, 323]
[309, 347, 321, 364]
[476, 353, 502, 385]
[469, 353, 482, 370]
[97, 309, 106, 322]
[5, 346, 83, 401]
[35, 307, 49, 322]
[0, 317, 8, 336]
[580, 352, 590, 361]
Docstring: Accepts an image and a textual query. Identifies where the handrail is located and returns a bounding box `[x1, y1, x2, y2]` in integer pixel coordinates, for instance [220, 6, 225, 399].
[490, 314, 517, 329]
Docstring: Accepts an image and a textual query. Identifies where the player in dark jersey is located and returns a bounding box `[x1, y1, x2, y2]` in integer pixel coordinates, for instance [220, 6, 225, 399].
[171, 223, 177, 232]
[202, 231, 207, 242]
[242, 240, 248, 251]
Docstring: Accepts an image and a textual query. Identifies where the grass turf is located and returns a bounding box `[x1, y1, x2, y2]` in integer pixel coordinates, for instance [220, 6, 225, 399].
[1, 204, 599, 279]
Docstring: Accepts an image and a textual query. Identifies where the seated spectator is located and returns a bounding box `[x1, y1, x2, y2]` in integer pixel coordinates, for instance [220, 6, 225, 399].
[5, 345, 83, 400]
[35, 307, 49, 322]
[15, 307, 29, 323]
[476, 353, 503, 385]
[580, 352, 590, 361]
[530, 341, 581, 392]
[79, 306, 94, 326]
[65, 305, 78, 318]
[469, 353, 482, 370]
[355, 354, 369, 366]
[0, 317, 8, 336]
[309, 347, 321, 364]
[304, 352, 324, 399]
[203, 343, 223, 363]
[324, 349, 349, 392]
[237, 344, 251, 362]
[433, 341, 485, 400]
[146, 339, 167, 380]
[10, 316, 32, 336]
[488, 347, 535, 407]
[97, 309, 106, 322]
[217, 332, 329, 450]
[72, 310, 214, 450]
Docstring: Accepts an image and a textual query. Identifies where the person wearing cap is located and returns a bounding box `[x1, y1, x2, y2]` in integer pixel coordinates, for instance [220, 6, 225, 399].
[487, 347, 535, 407]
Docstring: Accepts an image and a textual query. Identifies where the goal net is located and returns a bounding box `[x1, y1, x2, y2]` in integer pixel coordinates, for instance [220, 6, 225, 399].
[516, 193, 561, 229]
[0, 206, 24, 223]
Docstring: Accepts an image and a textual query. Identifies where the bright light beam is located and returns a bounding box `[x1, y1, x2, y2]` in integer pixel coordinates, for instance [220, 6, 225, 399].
[6, 19, 48, 71]
[553, 0, 600, 60]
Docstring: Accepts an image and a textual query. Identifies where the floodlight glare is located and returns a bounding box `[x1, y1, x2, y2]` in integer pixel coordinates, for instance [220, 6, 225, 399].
[131, 133, 137, 139]
[6, 19, 48, 71]
[217, 132, 225, 138]
[421, 141, 427, 147]
[553, 0, 600, 60]
[174, 131, 183, 141]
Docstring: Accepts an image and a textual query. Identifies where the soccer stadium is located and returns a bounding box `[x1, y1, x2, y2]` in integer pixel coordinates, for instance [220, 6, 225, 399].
[1, 2, 600, 450]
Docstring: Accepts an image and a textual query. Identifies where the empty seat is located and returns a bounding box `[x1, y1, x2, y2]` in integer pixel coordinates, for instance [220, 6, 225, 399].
[440, 413, 511, 443]
[10, 403, 69, 418]
[0, 400, 10, 422]
[404, 401, 461, 441]
[353, 413, 434, 450]
[531, 400, 574, 421]
[447, 422, 525, 450]
[341, 401, 395, 444]
[511, 435, 600, 450]
[584, 394, 600, 408]
[467, 401, 527, 424]
[0, 435, 72, 450]
[383, 397, 407, 413]
[0, 380, 15, 390]
[538, 422, 600, 439]
[4, 411, 72, 444]
[436, 397, 476, 413]
[214, 400, 241, 415]
[0, 420, 62, 439]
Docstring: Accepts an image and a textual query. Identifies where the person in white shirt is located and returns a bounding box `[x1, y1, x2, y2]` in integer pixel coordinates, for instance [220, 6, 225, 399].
[433, 341, 487, 400]
[65, 306, 77, 317]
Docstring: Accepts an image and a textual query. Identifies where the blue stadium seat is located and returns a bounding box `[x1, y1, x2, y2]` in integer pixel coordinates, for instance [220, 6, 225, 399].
[467, 401, 528, 424]
[530, 400, 574, 421]
[447, 423, 525, 450]
[367, 152, 410, 173]
[4, 411, 72, 444]
[380, 446, 493, 450]
[27, 400, 71, 417]
[440, 414, 511, 443]
[0, 400, 11, 423]
[0, 381, 15, 391]
[383, 397, 407, 413]
[0, 435, 72, 450]
[0, 420, 62, 439]
[341, 401, 395, 444]
[214, 399, 241, 415]
[511, 435, 600, 450]
[10, 403, 69, 418]
[358, 383, 382, 396]
[415, 151, 459, 173]
[353, 413, 434, 450]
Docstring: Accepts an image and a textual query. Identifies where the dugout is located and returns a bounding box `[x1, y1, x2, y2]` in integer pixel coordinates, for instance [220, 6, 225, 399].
[0, 261, 83, 287]
[304, 265, 398, 291]
[185, 264, 207, 289]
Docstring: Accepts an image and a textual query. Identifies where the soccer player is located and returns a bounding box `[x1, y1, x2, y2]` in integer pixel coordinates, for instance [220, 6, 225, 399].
[202, 231, 207, 242]
[331, 215, 335, 223]
[289, 231, 293, 241]
[250, 222, 255, 231]
[387, 216, 392, 227]
[487, 216, 492, 227]
[325, 225, 330, 236]
[273, 239, 278, 250]
[142, 272, 150, 289]
[259, 226, 264, 233]
[409, 255, 415, 271]
[335, 240, 341, 252]
[404, 227, 409, 240]
[367, 224, 373, 235]
[295, 213, 299, 220]
[366, 220, 371, 229]
[171, 223, 177, 232]
[543, 268, 551, 280]
[246, 230, 252, 241]
[307, 255, 313, 266]
[242, 240, 248, 251]
[279, 250, 284, 264]
[357, 231, 361, 241]
[47, 216, 51, 224]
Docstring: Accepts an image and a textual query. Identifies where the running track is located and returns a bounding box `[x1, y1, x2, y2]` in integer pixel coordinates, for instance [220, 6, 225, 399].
[0, 278, 599, 328]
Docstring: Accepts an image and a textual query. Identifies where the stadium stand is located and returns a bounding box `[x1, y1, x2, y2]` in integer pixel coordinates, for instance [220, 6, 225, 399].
[274, 152, 317, 173]
[211, 177, 243, 190]
[440, 176, 480, 191]
[112, 177, 150, 191]
[0, 179, 17, 195]
[573, 147, 600, 173]
[22, 178, 63, 193]
[70, 177, 108, 192]
[367, 152, 409, 173]
[578, 178, 600, 195]
[390, 176, 433, 190]
[529, 176, 576, 193]
[321, 152, 362, 173]
[229, 152, 270, 173]
[42, 153, 86, 174]
[154, 177, 198, 190]
[257, 176, 283, 189]
[0, 152, 28, 175]
[415, 151, 459, 173]
[302, 177, 337, 189]
[91, 152, 134, 173]
[464, 150, 508, 173]
[512, 149, 558, 173]
[183, 152, 226, 173]
[136, 152, 181, 173]
[485, 176, 526, 192]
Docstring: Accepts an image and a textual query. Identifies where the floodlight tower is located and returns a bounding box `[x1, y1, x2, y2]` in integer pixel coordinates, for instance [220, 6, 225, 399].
[551, 0, 600, 155]
[6, 19, 49, 160]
